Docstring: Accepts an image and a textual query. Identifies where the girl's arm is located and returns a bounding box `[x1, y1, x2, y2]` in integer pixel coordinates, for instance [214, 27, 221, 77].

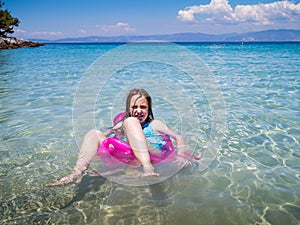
[102, 128, 113, 136]
[151, 120, 200, 162]
[150, 119, 187, 156]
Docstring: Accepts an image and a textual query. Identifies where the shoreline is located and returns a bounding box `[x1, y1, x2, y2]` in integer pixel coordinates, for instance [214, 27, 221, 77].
[0, 37, 44, 49]
[40, 41, 300, 44]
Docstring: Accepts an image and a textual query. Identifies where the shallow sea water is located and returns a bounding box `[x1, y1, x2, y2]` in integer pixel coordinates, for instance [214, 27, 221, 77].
[0, 42, 299, 224]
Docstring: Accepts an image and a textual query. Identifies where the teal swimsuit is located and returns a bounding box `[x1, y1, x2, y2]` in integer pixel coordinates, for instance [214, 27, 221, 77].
[122, 122, 166, 151]
[142, 122, 166, 150]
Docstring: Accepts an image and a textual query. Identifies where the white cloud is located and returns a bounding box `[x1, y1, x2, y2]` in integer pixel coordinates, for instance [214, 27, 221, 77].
[97, 22, 136, 33]
[15, 29, 27, 34]
[31, 31, 63, 36]
[79, 29, 87, 34]
[177, 0, 300, 26]
[13, 29, 63, 39]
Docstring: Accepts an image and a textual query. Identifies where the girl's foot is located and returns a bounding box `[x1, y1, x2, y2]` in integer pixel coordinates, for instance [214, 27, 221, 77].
[46, 169, 83, 187]
[142, 165, 159, 177]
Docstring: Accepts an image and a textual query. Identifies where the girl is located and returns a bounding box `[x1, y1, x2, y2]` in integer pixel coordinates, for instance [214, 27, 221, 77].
[47, 88, 188, 186]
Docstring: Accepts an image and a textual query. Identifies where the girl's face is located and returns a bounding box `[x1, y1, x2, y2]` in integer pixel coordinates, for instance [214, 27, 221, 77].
[130, 95, 149, 124]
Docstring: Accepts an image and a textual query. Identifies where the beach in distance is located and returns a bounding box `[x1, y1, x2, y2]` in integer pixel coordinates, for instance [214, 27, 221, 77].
[0, 42, 299, 224]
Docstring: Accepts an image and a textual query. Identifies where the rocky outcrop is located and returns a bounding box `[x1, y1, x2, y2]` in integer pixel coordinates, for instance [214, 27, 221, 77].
[0, 37, 44, 49]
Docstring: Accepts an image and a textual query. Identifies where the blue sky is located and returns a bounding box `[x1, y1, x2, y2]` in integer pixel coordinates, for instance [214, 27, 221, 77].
[4, 0, 300, 40]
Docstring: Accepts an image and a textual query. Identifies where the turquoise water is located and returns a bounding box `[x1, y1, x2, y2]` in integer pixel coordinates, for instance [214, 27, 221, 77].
[0, 42, 299, 224]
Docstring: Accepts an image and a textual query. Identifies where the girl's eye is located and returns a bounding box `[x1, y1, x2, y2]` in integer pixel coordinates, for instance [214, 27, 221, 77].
[131, 105, 147, 110]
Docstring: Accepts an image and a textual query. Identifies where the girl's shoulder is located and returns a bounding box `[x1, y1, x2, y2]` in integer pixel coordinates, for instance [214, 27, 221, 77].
[149, 119, 168, 132]
[150, 119, 164, 125]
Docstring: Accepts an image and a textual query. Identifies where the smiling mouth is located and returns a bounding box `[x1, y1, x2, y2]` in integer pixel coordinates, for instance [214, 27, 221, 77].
[133, 113, 144, 121]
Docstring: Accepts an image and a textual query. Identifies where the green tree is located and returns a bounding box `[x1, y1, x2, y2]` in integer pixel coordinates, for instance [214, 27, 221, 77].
[0, 1, 20, 37]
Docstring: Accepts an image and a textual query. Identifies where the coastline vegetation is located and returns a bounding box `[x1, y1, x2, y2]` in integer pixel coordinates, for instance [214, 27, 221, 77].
[0, 1, 43, 49]
[0, 1, 19, 37]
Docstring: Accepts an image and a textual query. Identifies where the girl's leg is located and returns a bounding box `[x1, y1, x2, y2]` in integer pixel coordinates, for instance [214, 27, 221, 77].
[123, 117, 159, 177]
[46, 129, 106, 186]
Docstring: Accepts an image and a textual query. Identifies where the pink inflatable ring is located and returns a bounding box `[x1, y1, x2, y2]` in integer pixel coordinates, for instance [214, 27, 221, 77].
[97, 112, 199, 168]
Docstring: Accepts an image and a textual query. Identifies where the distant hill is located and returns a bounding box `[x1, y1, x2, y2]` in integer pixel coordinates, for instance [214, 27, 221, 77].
[33, 29, 300, 43]
[225, 29, 300, 42]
